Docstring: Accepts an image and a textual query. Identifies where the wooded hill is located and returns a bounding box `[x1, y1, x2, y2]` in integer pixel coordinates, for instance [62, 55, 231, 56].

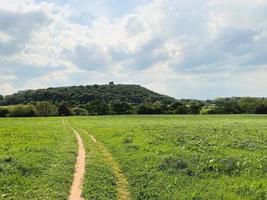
[0, 84, 175, 106]
[0, 84, 267, 117]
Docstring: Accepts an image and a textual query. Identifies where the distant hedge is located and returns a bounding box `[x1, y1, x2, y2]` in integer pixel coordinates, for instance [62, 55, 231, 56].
[8, 104, 36, 117]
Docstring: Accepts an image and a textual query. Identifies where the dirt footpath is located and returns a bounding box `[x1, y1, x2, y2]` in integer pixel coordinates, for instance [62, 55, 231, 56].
[69, 128, 86, 200]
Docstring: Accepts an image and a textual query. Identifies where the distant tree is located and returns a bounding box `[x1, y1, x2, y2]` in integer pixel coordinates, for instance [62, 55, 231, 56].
[86, 101, 110, 115]
[9, 104, 36, 117]
[137, 104, 154, 114]
[3, 84, 175, 107]
[58, 102, 73, 116]
[188, 103, 202, 114]
[152, 101, 165, 114]
[238, 97, 259, 114]
[36, 101, 57, 116]
[111, 102, 132, 114]
[200, 105, 220, 114]
[72, 107, 88, 116]
[174, 105, 188, 114]
[255, 103, 267, 114]
[0, 95, 4, 101]
[0, 107, 9, 117]
[170, 101, 183, 110]
[215, 99, 242, 114]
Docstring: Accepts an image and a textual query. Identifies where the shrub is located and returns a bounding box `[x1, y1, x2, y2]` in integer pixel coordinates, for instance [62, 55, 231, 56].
[58, 103, 74, 116]
[174, 106, 188, 114]
[137, 104, 154, 114]
[72, 107, 88, 116]
[200, 105, 220, 114]
[36, 101, 57, 116]
[86, 101, 110, 115]
[111, 102, 132, 114]
[0, 107, 9, 117]
[255, 103, 267, 114]
[9, 104, 36, 117]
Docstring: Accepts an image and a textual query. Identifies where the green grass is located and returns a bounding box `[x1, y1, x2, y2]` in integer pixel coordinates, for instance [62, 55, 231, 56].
[0, 118, 77, 200]
[70, 115, 267, 200]
[0, 115, 266, 200]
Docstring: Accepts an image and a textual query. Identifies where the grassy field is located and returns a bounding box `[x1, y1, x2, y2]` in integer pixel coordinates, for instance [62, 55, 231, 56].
[0, 115, 266, 200]
[0, 118, 77, 200]
[70, 115, 267, 200]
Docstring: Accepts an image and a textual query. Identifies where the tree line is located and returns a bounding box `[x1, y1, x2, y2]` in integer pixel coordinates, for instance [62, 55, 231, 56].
[0, 84, 175, 106]
[0, 97, 267, 117]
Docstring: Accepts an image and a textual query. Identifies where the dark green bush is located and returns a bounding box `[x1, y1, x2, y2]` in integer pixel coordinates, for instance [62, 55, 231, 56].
[72, 107, 88, 116]
[9, 104, 36, 117]
[36, 101, 57, 116]
[0, 107, 9, 117]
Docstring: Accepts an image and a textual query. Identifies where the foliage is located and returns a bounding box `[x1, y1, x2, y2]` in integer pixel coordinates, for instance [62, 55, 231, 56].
[111, 102, 132, 114]
[8, 104, 36, 117]
[137, 103, 155, 114]
[188, 103, 203, 114]
[169, 101, 184, 111]
[255, 103, 267, 114]
[200, 105, 220, 114]
[215, 98, 242, 114]
[86, 101, 110, 115]
[58, 102, 74, 116]
[0, 107, 9, 117]
[0, 84, 175, 106]
[72, 107, 89, 116]
[174, 105, 188, 114]
[35, 101, 57, 116]
[0, 84, 267, 116]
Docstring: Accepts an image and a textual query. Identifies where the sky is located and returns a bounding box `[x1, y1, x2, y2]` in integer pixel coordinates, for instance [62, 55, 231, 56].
[0, 0, 267, 99]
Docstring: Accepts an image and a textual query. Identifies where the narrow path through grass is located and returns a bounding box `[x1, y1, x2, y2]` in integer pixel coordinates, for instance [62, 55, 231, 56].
[68, 128, 86, 200]
[80, 128, 131, 200]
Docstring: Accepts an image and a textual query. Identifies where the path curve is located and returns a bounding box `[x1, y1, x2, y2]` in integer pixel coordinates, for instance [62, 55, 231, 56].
[81, 128, 131, 200]
[69, 128, 86, 200]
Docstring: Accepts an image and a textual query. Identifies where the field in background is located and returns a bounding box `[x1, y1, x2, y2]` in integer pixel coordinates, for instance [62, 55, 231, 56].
[0, 118, 76, 200]
[0, 115, 266, 200]
[70, 115, 267, 200]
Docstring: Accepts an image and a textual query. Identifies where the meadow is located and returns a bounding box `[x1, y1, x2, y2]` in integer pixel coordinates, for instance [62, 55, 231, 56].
[0, 118, 77, 200]
[70, 115, 267, 200]
[0, 115, 266, 200]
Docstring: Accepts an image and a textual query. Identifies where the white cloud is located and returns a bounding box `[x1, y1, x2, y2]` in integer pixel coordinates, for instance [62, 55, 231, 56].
[0, 0, 266, 98]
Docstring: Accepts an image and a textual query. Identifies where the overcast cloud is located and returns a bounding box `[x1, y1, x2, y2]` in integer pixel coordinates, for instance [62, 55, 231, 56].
[0, 0, 267, 99]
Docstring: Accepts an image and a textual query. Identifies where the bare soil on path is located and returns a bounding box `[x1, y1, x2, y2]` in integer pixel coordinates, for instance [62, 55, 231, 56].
[69, 128, 86, 200]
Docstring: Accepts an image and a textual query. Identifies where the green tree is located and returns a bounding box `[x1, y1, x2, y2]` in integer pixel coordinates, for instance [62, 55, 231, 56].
[255, 103, 267, 114]
[188, 103, 202, 114]
[152, 101, 166, 114]
[137, 104, 154, 114]
[215, 98, 242, 114]
[9, 104, 36, 117]
[174, 105, 188, 114]
[86, 101, 110, 115]
[200, 105, 220, 114]
[0, 107, 9, 117]
[169, 101, 183, 111]
[72, 107, 88, 116]
[58, 102, 73, 116]
[111, 102, 132, 114]
[36, 101, 57, 116]
[238, 97, 260, 113]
